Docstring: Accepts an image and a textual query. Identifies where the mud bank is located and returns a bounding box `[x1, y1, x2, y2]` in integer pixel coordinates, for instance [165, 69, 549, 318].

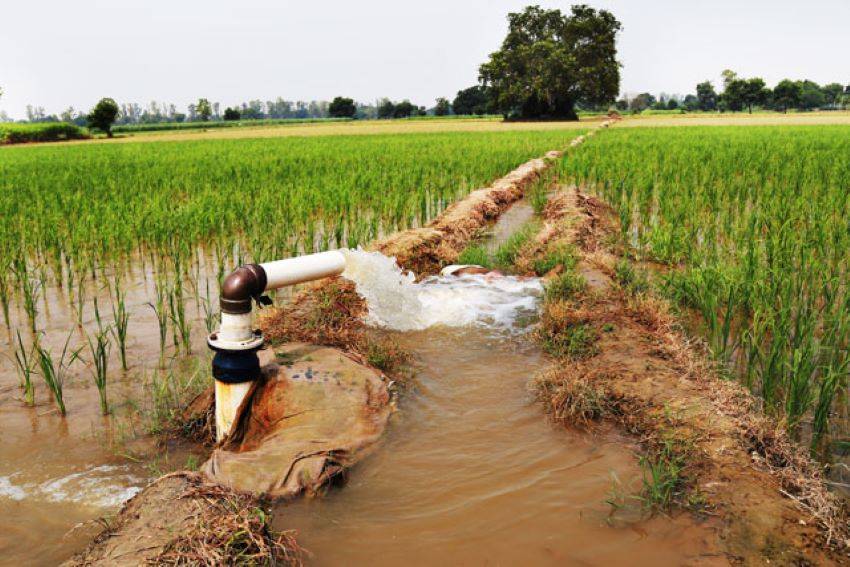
[524, 186, 849, 564]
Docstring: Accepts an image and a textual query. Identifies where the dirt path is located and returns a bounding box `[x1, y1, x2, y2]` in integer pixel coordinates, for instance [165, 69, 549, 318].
[521, 186, 849, 565]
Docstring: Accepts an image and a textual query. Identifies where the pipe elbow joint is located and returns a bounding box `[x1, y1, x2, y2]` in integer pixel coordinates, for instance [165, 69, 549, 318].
[220, 264, 267, 314]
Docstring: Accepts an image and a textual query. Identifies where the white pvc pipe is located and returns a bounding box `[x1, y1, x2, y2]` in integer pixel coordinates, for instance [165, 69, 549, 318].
[218, 312, 255, 344]
[261, 250, 346, 290]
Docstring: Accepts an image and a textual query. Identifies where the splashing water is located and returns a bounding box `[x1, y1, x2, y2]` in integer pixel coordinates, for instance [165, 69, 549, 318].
[340, 249, 542, 332]
[0, 465, 144, 508]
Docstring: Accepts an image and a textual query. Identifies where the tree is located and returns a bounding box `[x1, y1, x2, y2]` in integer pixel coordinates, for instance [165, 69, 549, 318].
[798, 80, 825, 110]
[377, 98, 395, 119]
[822, 83, 844, 108]
[196, 98, 212, 121]
[772, 80, 802, 113]
[393, 100, 415, 118]
[696, 81, 718, 111]
[722, 78, 747, 111]
[223, 107, 241, 121]
[87, 98, 120, 137]
[667, 98, 680, 110]
[434, 97, 451, 116]
[682, 94, 699, 111]
[742, 78, 768, 113]
[479, 5, 622, 120]
[328, 96, 357, 118]
[629, 93, 655, 112]
[452, 86, 490, 115]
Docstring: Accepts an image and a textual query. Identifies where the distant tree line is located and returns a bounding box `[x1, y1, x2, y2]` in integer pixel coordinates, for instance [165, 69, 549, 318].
[617, 71, 850, 114]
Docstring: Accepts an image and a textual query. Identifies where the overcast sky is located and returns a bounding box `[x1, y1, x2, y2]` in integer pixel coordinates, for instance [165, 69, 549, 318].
[1, 0, 847, 119]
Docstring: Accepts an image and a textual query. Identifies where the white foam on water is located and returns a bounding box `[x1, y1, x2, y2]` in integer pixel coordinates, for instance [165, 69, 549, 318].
[341, 249, 543, 332]
[0, 465, 144, 508]
[0, 475, 27, 501]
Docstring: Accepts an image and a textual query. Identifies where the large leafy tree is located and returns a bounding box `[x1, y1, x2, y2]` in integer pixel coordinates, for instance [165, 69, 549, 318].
[434, 97, 451, 116]
[452, 86, 491, 115]
[479, 5, 622, 120]
[196, 98, 212, 121]
[696, 81, 718, 111]
[773, 80, 802, 113]
[87, 98, 120, 137]
[328, 96, 356, 118]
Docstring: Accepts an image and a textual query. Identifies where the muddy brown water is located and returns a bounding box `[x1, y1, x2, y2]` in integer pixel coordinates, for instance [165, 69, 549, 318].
[278, 327, 722, 566]
[0, 260, 218, 565]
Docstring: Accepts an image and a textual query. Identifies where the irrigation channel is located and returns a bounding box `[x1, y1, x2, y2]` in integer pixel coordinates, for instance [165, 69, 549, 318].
[0, 199, 718, 565]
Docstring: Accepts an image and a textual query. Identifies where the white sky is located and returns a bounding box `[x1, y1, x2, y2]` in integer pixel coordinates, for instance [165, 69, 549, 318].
[1, 0, 848, 119]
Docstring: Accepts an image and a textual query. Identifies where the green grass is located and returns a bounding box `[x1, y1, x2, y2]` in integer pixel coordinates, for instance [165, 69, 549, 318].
[457, 244, 494, 268]
[112, 117, 352, 133]
[493, 222, 538, 269]
[561, 124, 850, 449]
[0, 122, 89, 144]
[533, 244, 578, 276]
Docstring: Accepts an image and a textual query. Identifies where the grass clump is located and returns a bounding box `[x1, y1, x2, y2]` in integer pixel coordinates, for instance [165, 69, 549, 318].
[494, 223, 536, 269]
[457, 244, 493, 268]
[533, 244, 578, 276]
[614, 259, 650, 295]
[544, 270, 587, 302]
[538, 303, 599, 360]
[532, 368, 613, 428]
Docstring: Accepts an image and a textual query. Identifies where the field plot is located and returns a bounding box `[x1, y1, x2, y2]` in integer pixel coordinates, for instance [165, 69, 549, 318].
[618, 111, 850, 128]
[0, 125, 588, 563]
[561, 125, 850, 451]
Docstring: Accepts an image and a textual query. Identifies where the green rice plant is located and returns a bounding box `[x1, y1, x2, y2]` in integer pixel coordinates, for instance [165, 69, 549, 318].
[10, 330, 36, 406]
[13, 256, 39, 333]
[168, 281, 191, 355]
[201, 279, 219, 334]
[0, 272, 10, 328]
[148, 278, 169, 362]
[110, 281, 130, 371]
[86, 323, 112, 415]
[561, 124, 850, 451]
[34, 332, 80, 416]
[528, 169, 556, 215]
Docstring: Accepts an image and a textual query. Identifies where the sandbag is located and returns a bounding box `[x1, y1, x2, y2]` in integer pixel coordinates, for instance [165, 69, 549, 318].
[203, 343, 391, 498]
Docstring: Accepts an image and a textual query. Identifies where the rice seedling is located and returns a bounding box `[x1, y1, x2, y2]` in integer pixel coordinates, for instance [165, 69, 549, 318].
[148, 279, 169, 362]
[86, 323, 112, 415]
[34, 332, 80, 416]
[13, 255, 39, 333]
[10, 330, 36, 406]
[168, 282, 191, 355]
[560, 124, 850, 448]
[110, 281, 130, 371]
[0, 272, 10, 328]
